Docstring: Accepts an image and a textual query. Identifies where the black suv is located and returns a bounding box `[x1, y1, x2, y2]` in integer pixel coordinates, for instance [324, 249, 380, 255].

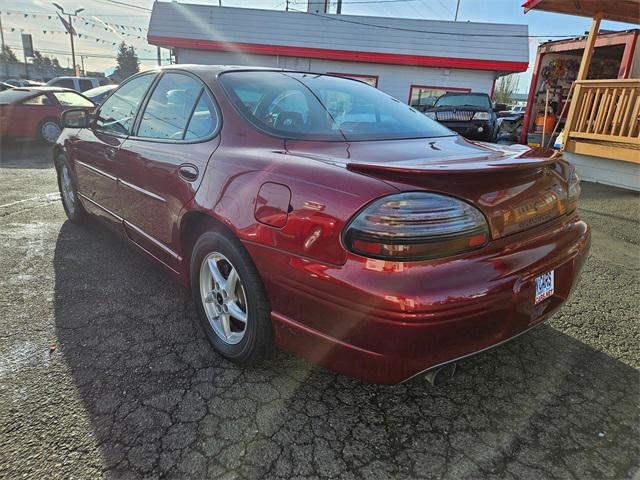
[424, 92, 502, 142]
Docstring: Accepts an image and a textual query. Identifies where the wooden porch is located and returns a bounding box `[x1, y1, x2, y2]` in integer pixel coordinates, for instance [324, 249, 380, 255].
[564, 79, 640, 163]
[523, 1, 640, 169]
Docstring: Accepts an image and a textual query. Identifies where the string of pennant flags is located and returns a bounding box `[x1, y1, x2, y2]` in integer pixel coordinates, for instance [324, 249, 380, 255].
[5, 26, 157, 54]
[1, 10, 148, 33]
[0, 9, 159, 56]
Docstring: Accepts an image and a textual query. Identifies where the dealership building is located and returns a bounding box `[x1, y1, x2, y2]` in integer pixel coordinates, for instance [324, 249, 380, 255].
[147, 2, 529, 108]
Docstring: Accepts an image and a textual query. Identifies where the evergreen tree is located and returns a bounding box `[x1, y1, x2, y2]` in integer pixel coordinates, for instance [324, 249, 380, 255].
[115, 42, 140, 80]
[0, 45, 18, 63]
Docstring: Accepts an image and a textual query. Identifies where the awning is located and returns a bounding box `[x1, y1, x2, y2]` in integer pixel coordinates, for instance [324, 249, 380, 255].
[522, 0, 640, 24]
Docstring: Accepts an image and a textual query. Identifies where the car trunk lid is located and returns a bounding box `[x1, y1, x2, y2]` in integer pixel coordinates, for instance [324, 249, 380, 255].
[342, 136, 571, 240]
[286, 136, 571, 239]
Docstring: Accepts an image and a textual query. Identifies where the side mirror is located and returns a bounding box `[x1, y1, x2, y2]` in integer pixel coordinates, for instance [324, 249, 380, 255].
[61, 108, 91, 128]
[494, 103, 507, 112]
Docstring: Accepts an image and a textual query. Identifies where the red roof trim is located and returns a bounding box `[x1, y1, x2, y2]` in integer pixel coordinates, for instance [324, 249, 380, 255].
[148, 36, 528, 72]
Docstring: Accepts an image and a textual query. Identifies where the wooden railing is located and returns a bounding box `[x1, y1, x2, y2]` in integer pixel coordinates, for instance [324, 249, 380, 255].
[563, 79, 640, 163]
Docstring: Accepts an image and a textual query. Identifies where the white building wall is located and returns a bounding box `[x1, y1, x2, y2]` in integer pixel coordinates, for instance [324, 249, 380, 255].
[176, 49, 497, 101]
[564, 153, 640, 192]
[150, 3, 529, 64]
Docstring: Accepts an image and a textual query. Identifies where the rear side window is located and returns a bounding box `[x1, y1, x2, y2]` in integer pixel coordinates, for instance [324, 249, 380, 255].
[52, 91, 94, 107]
[78, 79, 94, 92]
[52, 79, 75, 89]
[21, 94, 52, 106]
[95, 74, 155, 135]
[184, 92, 219, 140]
[137, 72, 218, 141]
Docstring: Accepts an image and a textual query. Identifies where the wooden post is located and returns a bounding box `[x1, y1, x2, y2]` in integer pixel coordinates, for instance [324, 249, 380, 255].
[562, 12, 603, 149]
[577, 13, 603, 81]
[542, 85, 549, 148]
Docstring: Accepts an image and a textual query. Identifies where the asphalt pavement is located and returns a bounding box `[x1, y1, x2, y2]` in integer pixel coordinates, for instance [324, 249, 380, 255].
[0, 141, 638, 479]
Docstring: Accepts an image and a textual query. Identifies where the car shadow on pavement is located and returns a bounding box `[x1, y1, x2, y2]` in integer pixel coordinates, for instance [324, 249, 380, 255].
[0, 142, 53, 169]
[53, 220, 639, 479]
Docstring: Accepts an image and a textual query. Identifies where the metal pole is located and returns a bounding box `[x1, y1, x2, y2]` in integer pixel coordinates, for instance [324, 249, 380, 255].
[337, 0, 342, 14]
[80, 55, 85, 74]
[68, 14, 77, 76]
[454, 0, 460, 21]
[23, 50, 29, 80]
[156, 46, 161, 66]
[0, 12, 8, 79]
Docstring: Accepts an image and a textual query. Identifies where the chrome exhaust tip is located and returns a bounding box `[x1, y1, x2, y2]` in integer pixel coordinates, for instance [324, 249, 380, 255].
[424, 363, 457, 386]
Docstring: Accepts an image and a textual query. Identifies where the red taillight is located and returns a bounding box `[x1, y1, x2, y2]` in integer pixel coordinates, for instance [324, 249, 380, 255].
[343, 192, 490, 261]
[567, 167, 581, 213]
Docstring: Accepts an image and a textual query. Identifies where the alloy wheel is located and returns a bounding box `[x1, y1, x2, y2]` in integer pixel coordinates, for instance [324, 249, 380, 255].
[41, 121, 61, 144]
[60, 163, 76, 213]
[199, 251, 249, 345]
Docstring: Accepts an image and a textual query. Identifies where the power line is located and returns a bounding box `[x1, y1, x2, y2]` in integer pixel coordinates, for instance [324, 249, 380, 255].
[7, 43, 168, 61]
[89, 0, 152, 12]
[290, 8, 581, 38]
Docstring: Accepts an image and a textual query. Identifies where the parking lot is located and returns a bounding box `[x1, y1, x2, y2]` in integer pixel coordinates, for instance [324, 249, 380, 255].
[0, 142, 638, 479]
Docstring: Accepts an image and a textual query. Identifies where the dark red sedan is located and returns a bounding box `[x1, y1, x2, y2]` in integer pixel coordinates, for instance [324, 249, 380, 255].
[0, 86, 94, 144]
[54, 66, 590, 384]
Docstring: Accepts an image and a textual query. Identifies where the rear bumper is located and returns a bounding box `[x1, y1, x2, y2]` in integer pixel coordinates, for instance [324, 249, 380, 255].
[244, 213, 591, 384]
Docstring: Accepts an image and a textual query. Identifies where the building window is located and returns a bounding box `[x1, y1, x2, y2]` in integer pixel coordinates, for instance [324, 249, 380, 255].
[328, 73, 379, 87]
[408, 85, 471, 111]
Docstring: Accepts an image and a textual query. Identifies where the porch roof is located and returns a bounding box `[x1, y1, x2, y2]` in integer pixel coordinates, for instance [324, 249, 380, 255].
[522, 0, 640, 24]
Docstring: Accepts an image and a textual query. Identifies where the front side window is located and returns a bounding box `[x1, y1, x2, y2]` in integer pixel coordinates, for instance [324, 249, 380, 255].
[137, 73, 205, 140]
[95, 73, 156, 135]
[409, 86, 471, 111]
[52, 91, 94, 107]
[220, 71, 453, 141]
[21, 94, 52, 106]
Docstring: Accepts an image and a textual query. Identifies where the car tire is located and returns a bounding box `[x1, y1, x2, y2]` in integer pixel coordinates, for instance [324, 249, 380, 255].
[56, 155, 87, 224]
[191, 228, 272, 365]
[37, 118, 62, 144]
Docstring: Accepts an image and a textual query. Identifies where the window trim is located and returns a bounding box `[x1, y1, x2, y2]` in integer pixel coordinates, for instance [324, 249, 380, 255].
[327, 72, 379, 88]
[407, 84, 471, 106]
[129, 69, 222, 144]
[93, 71, 160, 139]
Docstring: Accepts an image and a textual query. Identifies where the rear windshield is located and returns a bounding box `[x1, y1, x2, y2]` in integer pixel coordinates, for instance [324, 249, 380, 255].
[220, 71, 453, 141]
[435, 94, 491, 109]
[0, 89, 35, 105]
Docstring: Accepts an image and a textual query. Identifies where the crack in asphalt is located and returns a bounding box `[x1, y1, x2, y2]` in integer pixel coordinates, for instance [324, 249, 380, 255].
[0, 147, 638, 479]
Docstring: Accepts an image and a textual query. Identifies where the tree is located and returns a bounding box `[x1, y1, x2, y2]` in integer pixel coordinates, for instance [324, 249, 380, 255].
[115, 42, 140, 80]
[0, 45, 18, 63]
[32, 50, 58, 67]
[493, 74, 520, 105]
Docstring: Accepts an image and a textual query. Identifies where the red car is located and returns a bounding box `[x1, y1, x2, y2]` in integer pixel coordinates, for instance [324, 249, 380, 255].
[54, 66, 590, 385]
[0, 86, 94, 144]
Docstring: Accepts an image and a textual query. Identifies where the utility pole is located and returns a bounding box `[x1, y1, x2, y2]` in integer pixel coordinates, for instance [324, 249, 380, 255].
[156, 46, 161, 66]
[454, 0, 460, 21]
[80, 55, 85, 75]
[0, 11, 8, 79]
[337, 0, 342, 14]
[52, 3, 84, 76]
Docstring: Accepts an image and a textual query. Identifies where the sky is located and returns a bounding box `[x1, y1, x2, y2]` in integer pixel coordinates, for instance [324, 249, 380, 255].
[1, 0, 637, 91]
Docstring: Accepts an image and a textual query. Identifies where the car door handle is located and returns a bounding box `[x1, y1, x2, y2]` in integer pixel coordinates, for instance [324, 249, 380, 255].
[178, 164, 199, 182]
[104, 147, 116, 161]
